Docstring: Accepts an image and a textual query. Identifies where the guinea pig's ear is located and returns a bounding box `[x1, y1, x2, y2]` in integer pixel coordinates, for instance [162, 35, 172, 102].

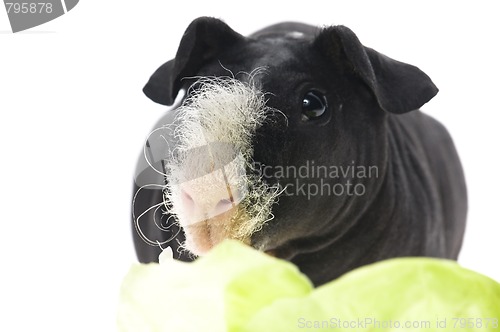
[143, 17, 245, 106]
[314, 26, 438, 114]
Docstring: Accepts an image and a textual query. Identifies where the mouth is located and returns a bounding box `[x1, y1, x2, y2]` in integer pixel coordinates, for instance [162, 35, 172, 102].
[167, 164, 283, 257]
[183, 222, 218, 256]
[181, 205, 252, 256]
[182, 216, 289, 259]
[184, 224, 278, 258]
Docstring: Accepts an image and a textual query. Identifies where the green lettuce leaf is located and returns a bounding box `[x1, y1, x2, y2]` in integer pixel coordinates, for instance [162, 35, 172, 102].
[117, 240, 500, 332]
[117, 240, 311, 332]
[237, 258, 500, 332]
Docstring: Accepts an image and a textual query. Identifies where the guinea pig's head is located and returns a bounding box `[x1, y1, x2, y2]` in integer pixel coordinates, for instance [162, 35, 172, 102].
[143, 17, 438, 258]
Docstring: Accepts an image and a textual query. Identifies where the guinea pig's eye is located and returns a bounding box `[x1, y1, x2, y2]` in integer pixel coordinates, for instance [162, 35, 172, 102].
[302, 91, 327, 120]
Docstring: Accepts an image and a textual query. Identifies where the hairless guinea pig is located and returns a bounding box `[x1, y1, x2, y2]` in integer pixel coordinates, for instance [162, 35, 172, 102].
[132, 17, 467, 286]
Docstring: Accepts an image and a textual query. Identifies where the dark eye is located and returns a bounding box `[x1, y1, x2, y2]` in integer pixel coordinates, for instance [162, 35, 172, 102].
[302, 91, 327, 120]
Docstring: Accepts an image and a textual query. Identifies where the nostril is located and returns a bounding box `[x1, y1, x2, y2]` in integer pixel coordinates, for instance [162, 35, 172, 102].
[181, 189, 195, 207]
[218, 198, 233, 206]
[179, 187, 239, 219]
[214, 198, 235, 215]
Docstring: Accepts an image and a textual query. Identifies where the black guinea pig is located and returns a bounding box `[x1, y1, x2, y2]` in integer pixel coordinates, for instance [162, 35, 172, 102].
[132, 17, 467, 286]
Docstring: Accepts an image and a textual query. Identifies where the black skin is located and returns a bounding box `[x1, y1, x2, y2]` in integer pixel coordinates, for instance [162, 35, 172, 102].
[134, 17, 467, 286]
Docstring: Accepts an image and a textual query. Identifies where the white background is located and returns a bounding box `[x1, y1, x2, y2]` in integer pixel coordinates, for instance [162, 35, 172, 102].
[1, 1, 498, 331]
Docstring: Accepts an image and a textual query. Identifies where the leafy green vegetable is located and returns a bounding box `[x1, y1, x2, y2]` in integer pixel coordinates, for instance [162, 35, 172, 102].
[237, 257, 500, 331]
[117, 240, 311, 332]
[117, 240, 500, 332]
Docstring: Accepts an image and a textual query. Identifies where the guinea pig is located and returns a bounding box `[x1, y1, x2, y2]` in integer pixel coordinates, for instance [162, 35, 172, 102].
[132, 17, 467, 286]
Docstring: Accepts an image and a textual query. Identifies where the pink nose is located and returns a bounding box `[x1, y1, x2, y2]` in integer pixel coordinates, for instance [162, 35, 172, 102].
[180, 188, 236, 221]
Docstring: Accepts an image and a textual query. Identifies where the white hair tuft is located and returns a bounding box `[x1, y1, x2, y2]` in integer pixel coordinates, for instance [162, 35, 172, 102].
[163, 76, 283, 252]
